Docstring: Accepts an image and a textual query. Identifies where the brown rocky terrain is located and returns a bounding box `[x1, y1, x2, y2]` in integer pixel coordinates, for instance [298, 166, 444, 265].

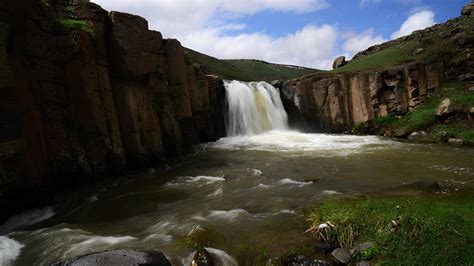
[0, 0, 226, 220]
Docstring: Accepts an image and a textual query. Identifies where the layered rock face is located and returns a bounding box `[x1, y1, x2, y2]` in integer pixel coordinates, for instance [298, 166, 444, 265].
[280, 62, 442, 133]
[0, 0, 225, 213]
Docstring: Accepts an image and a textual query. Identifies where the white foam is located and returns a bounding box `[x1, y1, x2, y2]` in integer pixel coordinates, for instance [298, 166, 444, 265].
[64, 235, 136, 258]
[248, 168, 263, 176]
[322, 190, 341, 195]
[254, 183, 271, 189]
[206, 130, 396, 156]
[205, 247, 238, 266]
[0, 206, 55, 234]
[277, 178, 313, 186]
[0, 236, 24, 265]
[194, 209, 252, 222]
[208, 187, 224, 197]
[165, 175, 225, 187]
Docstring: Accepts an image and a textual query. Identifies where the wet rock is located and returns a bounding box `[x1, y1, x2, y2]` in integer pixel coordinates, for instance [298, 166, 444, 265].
[302, 176, 320, 183]
[407, 131, 429, 142]
[280, 255, 331, 266]
[393, 127, 410, 138]
[448, 138, 464, 145]
[332, 56, 347, 69]
[192, 248, 215, 266]
[51, 249, 171, 266]
[351, 242, 375, 255]
[331, 248, 351, 264]
[435, 98, 452, 117]
[414, 48, 425, 55]
[401, 180, 440, 191]
[315, 241, 339, 253]
[458, 73, 474, 81]
[461, 1, 474, 16]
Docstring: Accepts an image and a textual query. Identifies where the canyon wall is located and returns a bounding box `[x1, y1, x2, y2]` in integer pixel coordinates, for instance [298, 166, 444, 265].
[0, 0, 226, 216]
[279, 62, 443, 134]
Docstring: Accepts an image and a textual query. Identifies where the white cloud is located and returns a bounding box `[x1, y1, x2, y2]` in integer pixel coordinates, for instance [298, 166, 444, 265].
[181, 25, 338, 69]
[342, 29, 386, 57]
[391, 10, 435, 39]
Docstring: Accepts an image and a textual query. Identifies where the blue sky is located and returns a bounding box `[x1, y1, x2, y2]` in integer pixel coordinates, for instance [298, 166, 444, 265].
[92, 0, 468, 69]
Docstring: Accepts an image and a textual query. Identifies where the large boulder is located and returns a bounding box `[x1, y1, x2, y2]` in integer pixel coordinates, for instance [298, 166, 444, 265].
[332, 56, 347, 69]
[461, 1, 474, 16]
[51, 249, 171, 266]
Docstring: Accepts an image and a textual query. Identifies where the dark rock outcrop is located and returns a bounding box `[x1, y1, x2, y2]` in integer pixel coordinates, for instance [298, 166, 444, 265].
[332, 56, 347, 69]
[0, 0, 226, 220]
[51, 249, 171, 266]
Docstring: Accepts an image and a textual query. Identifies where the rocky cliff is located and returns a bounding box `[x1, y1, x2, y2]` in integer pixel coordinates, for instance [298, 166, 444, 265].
[0, 0, 226, 218]
[279, 4, 474, 136]
[280, 62, 442, 133]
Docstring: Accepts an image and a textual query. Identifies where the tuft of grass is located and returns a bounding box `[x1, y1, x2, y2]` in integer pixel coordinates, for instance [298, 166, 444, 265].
[373, 115, 396, 126]
[180, 226, 224, 250]
[331, 41, 417, 74]
[59, 18, 88, 31]
[307, 192, 474, 264]
[351, 122, 364, 135]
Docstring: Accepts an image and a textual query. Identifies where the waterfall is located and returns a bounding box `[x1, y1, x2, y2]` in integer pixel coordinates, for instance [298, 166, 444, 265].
[224, 80, 288, 136]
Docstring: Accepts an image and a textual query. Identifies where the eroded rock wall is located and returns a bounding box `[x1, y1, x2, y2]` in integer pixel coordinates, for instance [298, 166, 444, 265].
[0, 0, 226, 214]
[280, 62, 442, 133]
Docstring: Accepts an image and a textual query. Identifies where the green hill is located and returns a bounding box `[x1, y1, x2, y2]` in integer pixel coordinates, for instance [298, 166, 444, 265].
[184, 48, 319, 82]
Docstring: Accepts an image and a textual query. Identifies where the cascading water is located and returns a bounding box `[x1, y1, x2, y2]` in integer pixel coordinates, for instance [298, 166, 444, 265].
[224, 80, 288, 136]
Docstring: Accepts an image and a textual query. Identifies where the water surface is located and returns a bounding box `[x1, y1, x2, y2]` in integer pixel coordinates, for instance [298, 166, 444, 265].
[2, 131, 474, 265]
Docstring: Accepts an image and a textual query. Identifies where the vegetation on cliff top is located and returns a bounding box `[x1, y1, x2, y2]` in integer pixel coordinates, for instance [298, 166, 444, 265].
[185, 48, 318, 82]
[307, 190, 474, 264]
[331, 14, 474, 74]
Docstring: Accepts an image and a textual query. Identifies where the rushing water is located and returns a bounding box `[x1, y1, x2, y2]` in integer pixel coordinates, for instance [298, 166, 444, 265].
[1, 81, 474, 265]
[225, 80, 288, 136]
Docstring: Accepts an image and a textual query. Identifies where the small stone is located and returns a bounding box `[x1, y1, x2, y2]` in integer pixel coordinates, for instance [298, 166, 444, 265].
[331, 248, 351, 264]
[351, 242, 375, 255]
[470, 107, 474, 114]
[414, 48, 424, 55]
[468, 87, 474, 92]
[448, 138, 464, 145]
[435, 98, 452, 117]
[356, 261, 370, 266]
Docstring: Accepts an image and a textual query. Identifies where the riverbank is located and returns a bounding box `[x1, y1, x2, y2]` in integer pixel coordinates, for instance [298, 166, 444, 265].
[302, 188, 474, 264]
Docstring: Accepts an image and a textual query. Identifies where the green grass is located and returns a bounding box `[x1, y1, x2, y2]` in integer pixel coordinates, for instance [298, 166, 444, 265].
[59, 18, 88, 31]
[307, 192, 474, 264]
[185, 48, 318, 81]
[433, 124, 474, 143]
[330, 41, 417, 74]
[373, 115, 397, 126]
[392, 97, 440, 131]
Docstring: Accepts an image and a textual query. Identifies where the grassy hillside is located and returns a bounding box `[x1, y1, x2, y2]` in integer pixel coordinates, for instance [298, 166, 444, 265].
[184, 48, 318, 82]
[331, 14, 474, 74]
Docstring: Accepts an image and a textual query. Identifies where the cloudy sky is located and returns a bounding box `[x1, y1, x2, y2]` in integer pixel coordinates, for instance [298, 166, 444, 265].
[91, 0, 467, 69]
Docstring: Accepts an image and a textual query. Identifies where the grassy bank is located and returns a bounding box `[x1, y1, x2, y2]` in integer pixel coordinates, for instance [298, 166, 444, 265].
[373, 81, 474, 144]
[307, 190, 474, 264]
